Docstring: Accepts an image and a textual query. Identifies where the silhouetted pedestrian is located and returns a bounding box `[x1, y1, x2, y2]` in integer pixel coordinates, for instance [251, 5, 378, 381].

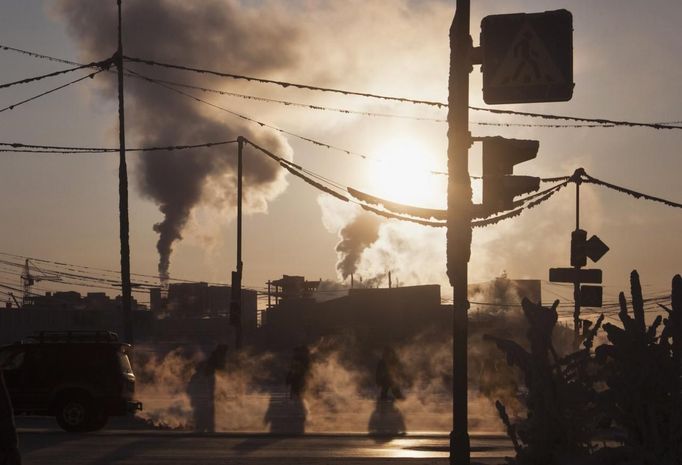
[286, 346, 311, 399]
[368, 398, 406, 440]
[0, 371, 21, 465]
[187, 345, 227, 433]
[264, 393, 307, 434]
[376, 346, 404, 401]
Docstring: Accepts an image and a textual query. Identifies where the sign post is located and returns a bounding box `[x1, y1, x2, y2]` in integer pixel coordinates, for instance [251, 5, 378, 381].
[549, 175, 609, 338]
[447, 5, 573, 464]
[447, 1, 474, 464]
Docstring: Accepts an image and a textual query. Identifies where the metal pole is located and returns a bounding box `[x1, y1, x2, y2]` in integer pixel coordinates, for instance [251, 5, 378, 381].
[448, 1, 473, 464]
[235, 136, 244, 350]
[116, 0, 133, 345]
[573, 180, 581, 338]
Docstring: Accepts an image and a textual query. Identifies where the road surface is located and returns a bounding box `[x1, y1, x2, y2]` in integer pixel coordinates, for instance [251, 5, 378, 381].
[17, 418, 513, 465]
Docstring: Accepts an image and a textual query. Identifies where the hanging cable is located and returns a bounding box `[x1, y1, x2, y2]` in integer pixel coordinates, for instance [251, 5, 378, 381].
[124, 55, 445, 108]
[580, 171, 682, 209]
[0, 59, 111, 91]
[0, 68, 107, 114]
[4, 45, 682, 130]
[123, 55, 682, 130]
[347, 179, 569, 222]
[125, 70, 617, 128]
[129, 72, 584, 182]
[244, 138, 567, 229]
[0, 44, 83, 67]
[0, 140, 238, 154]
[469, 106, 682, 131]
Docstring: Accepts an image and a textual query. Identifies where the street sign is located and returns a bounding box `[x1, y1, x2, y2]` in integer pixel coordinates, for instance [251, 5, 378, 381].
[481, 9, 574, 104]
[579, 285, 603, 308]
[549, 267, 602, 284]
[585, 235, 609, 262]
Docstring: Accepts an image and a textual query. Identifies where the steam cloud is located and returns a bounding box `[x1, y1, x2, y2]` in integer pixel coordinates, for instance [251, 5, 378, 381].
[134, 338, 506, 433]
[55, 0, 296, 282]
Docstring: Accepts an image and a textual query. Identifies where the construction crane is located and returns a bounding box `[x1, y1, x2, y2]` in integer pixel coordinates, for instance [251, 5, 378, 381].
[20, 259, 60, 306]
[7, 292, 21, 309]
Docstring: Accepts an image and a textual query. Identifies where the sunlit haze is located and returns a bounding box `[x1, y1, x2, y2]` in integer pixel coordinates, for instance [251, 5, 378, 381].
[368, 137, 445, 207]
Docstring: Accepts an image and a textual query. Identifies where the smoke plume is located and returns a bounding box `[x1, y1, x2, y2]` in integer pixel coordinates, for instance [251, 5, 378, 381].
[54, 0, 296, 282]
[335, 210, 382, 280]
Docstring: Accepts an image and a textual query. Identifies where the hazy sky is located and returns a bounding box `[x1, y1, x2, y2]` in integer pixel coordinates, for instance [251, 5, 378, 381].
[0, 0, 680, 307]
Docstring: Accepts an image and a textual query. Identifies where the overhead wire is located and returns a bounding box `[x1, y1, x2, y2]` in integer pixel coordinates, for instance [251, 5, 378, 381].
[123, 55, 446, 108]
[0, 68, 107, 114]
[127, 69, 379, 161]
[581, 171, 682, 209]
[0, 252, 266, 293]
[0, 44, 83, 67]
[128, 70, 581, 181]
[122, 54, 682, 130]
[0, 140, 238, 154]
[124, 70, 618, 128]
[0, 60, 110, 91]
[468, 106, 682, 131]
[1, 253, 673, 313]
[3, 45, 682, 130]
[244, 137, 570, 228]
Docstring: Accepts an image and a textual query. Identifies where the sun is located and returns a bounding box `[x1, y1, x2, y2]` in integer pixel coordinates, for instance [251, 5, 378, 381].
[367, 137, 444, 208]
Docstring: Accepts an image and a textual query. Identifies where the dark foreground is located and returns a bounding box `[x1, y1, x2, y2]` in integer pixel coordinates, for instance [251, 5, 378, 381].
[17, 418, 512, 465]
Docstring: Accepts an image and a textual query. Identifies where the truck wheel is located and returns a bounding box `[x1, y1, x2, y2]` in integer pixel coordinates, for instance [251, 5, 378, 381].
[56, 395, 93, 432]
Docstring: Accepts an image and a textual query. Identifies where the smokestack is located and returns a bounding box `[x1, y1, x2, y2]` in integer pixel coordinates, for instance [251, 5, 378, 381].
[388, 271, 392, 289]
[351, 274, 354, 289]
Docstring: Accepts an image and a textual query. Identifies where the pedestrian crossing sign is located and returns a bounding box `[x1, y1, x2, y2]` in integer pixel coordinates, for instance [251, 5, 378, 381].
[481, 9, 574, 104]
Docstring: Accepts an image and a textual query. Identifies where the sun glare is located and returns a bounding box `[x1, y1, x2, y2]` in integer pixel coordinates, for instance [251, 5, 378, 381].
[369, 137, 443, 208]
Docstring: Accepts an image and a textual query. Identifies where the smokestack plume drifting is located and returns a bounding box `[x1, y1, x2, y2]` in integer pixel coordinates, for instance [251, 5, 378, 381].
[55, 0, 298, 282]
[335, 211, 382, 280]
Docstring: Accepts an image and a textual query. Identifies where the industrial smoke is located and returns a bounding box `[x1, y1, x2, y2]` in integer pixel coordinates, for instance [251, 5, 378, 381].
[335, 210, 382, 280]
[55, 0, 295, 283]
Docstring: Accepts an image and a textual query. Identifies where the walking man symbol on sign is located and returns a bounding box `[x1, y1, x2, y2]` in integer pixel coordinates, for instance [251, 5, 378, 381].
[481, 9, 574, 104]
[494, 23, 563, 87]
[509, 30, 542, 84]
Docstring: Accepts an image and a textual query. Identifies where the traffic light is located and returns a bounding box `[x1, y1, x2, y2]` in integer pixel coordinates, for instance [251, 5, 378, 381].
[481, 136, 541, 213]
[570, 229, 609, 268]
[571, 229, 588, 267]
[550, 229, 610, 309]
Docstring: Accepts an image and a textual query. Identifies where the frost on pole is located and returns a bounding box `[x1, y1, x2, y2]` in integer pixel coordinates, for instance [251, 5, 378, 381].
[481, 9, 574, 104]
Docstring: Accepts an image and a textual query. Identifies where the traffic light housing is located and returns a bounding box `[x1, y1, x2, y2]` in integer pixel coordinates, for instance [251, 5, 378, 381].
[481, 136, 541, 213]
[571, 229, 588, 267]
[570, 229, 609, 268]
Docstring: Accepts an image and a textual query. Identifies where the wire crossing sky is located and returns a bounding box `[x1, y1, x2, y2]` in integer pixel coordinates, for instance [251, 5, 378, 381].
[0, 0, 680, 303]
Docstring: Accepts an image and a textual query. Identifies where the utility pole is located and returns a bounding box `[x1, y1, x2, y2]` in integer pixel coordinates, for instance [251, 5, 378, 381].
[573, 176, 581, 339]
[448, 1, 473, 464]
[116, 0, 133, 345]
[230, 136, 244, 350]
